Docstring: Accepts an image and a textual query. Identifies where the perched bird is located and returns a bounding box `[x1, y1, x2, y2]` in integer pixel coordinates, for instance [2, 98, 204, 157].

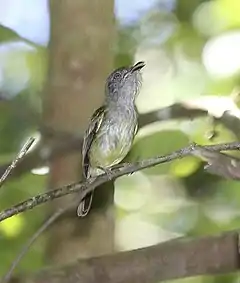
[77, 61, 145, 217]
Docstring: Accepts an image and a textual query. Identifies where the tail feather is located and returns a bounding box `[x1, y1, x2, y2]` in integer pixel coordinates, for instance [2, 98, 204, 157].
[77, 191, 94, 217]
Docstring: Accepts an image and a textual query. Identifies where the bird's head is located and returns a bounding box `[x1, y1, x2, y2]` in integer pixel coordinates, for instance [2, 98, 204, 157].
[105, 61, 145, 104]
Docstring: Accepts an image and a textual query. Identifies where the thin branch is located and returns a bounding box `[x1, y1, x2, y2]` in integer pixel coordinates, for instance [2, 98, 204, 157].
[1, 141, 240, 223]
[138, 102, 207, 127]
[1, 100, 239, 182]
[218, 110, 240, 139]
[2, 201, 77, 283]
[20, 230, 240, 283]
[192, 146, 240, 179]
[0, 137, 35, 188]
[0, 137, 81, 180]
[0, 103, 208, 180]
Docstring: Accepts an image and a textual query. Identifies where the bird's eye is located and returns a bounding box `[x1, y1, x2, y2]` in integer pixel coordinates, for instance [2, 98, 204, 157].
[114, 72, 121, 79]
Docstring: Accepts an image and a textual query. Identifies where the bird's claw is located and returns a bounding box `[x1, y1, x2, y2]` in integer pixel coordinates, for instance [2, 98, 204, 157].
[111, 163, 135, 176]
[97, 166, 113, 180]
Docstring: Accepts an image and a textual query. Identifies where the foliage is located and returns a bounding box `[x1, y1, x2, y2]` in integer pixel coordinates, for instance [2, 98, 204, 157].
[0, 0, 240, 282]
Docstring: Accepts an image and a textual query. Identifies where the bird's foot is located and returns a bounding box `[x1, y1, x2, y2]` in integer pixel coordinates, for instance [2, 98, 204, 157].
[110, 163, 135, 176]
[97, 166, 113, 180]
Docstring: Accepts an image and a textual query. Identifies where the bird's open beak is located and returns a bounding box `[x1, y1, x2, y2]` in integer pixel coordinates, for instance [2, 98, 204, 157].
[131, 61, 145, 73]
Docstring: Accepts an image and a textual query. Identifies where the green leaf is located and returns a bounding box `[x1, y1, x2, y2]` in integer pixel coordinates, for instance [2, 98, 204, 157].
[170, 156, 200, 177]
[128, 129, 189, 175]
[0, 25, 20, 42]
[0, 102, 35, 153]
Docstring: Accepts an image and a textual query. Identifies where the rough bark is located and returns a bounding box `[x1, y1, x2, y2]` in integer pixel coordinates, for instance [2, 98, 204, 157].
[42, 0, 115, 264]
[19, 231, 240, 283]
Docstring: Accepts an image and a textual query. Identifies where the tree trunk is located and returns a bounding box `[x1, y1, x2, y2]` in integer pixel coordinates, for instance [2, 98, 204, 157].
[42, 0, 116, 264]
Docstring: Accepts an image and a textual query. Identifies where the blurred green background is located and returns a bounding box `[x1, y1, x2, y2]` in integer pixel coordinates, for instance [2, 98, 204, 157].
[0, 0, 240, 282]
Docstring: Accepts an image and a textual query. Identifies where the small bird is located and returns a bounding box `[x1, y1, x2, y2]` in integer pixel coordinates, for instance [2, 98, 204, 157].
[77, 61, 145, 217]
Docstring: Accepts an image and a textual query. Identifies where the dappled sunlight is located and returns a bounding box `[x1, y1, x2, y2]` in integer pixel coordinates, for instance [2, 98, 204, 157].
[0, 41, 34, 98]
[170, 156, 200, 178]
[0, 214, 25, 238]
[31, 166, 49, 175]
[114, 171, 151, 211]
[0, 40, 46, 102]
[115, 212, 181, 250]
[202, 31, 240, 78]
[182, 95, 240, 118]
[203, 201, 240, 225]
[0, 0, 240, 280]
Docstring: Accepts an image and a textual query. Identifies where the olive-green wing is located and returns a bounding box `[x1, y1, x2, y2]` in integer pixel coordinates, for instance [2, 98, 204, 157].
[78, 105, 105, 217]
[82, 105, 105, 178]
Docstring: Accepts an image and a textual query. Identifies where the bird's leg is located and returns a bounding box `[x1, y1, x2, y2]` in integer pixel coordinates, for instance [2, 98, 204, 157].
[97, 166, 113, 180]
[110, 163, 135, 176]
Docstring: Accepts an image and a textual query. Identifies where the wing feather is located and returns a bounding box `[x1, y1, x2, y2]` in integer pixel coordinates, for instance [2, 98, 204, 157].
[77, 105, 105, 217]
[134, 105, 139, 136]
[82, 105, 105, 178]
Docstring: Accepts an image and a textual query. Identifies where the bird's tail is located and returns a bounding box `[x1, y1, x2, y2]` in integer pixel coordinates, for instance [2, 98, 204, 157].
[77, 191, 94, 217]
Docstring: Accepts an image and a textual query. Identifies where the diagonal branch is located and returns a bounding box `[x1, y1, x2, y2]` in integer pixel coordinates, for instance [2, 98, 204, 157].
[0, 137, 35, 188]
[1, 141, 240, 223]
[2, 202, 77, 283]
[192, 146, 240, 179]
[1, 100, 240, 181]
[138, 102, 208, 127]
[20, 230, 240, 283]
[0, 102, 209, 180]
[0, 136, 82, 179]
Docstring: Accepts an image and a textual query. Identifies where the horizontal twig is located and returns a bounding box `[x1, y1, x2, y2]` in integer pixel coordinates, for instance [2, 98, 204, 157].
[1, 100, 239, 182]
[0, 102, 209, 180]
[138, 102, 208, 127]
[0, 141, 240, 223]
